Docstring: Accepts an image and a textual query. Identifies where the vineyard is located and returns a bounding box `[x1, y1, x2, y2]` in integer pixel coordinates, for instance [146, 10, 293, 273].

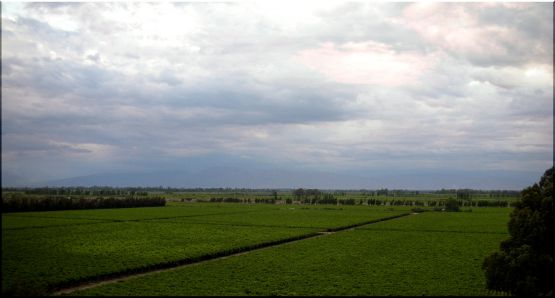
[75, 209, 510, 296]
[2, 199, 511, 296]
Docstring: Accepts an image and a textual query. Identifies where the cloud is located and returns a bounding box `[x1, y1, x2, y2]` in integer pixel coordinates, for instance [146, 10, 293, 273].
[400, 2, 553, 67]
[295, 41, 437, 86]
[1, 2, 552, 187]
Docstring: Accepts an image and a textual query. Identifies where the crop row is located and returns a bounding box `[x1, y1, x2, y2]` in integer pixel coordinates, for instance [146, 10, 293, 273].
[2, 203, 409, 295]
[74, 209, 511, 296]
[2, 221, 318, 295]
[2, 202, 263, 224]
[187, 197, 514, 207]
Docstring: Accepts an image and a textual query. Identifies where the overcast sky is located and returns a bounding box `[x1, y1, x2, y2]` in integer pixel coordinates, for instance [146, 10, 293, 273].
[1, 1, 553, 189]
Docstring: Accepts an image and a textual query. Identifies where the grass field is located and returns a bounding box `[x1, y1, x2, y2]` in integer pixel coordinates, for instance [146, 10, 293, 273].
[73, 208, 511, 296]
[2, 203, 410, 295]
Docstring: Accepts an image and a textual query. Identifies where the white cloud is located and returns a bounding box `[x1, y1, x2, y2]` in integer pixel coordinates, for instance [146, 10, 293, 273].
[296, 41, 438, 86]
[1, 2, 552, 186]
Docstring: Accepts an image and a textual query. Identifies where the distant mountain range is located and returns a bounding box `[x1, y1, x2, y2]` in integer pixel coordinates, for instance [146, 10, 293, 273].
[38, 167, 374, 189]
[3, 166, 533, 190]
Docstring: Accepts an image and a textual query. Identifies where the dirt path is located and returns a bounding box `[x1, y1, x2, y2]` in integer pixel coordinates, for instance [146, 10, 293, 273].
[50, 212, 412, 296]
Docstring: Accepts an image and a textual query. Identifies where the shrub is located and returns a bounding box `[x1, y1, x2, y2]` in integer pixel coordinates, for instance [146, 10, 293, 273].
[339, 199, 356, 205]
[410, 207, 426, 213]
[444, 197, 460, 212]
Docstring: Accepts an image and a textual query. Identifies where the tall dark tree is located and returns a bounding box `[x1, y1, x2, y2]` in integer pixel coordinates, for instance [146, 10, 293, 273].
[482, 167, 553, 296]
[271, 190, 278, 201]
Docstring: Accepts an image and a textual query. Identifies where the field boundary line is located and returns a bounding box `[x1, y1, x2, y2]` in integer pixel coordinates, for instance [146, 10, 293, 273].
[324, 213, 411, 232]
[49, 212, 411, 296]
[357, 227, 508, 235]
[154, 219, 324, 230]
[154, 211, 411, 230]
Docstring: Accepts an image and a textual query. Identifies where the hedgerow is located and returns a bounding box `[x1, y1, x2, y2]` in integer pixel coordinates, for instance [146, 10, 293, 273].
[2, 196, 165, 212]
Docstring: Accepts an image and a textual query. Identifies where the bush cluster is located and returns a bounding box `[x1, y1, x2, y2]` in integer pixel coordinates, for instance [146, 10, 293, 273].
[208, 197, 243, 203]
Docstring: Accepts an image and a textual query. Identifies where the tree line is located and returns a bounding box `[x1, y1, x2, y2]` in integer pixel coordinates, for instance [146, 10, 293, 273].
[2, 196, 166, 213]
[3, 187, 522, 197]
[200, 191, 511, 207]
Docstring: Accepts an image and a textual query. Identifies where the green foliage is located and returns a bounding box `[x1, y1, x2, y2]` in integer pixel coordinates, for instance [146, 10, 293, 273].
[2, 215, 113, 230]
[475, 200, 511, 207]
[483, 167, 554, 296]
[366, 198, 384, 205]
[172, 206, 406, 229]
[4, 187, 519, 209]
[2, 217, 317, 294]
[444, 197, 461, 212]
[1, 203, 407, 295]
[1, 196, 516, 296]
[456, 190, 472, 200]
[338, 198, 356, 205]
[75, 211, 510, 296]
[362, 208, 511, 234]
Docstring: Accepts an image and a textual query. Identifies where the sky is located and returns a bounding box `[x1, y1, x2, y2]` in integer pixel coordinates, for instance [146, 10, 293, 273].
[1, 1, 553, 189]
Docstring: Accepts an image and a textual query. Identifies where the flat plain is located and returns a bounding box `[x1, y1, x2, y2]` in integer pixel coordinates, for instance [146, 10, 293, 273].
[73, 208, 510, 296]
[2, 203, 413, 295]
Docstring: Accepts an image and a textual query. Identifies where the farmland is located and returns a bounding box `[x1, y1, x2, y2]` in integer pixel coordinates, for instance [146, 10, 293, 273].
[2, 202, 414, 295]
[1, 188, 515, 296]
[73, 208, 511, 296]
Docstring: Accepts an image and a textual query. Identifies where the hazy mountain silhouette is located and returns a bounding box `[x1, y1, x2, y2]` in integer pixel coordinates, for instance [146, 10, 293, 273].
[22, 166, 534, 190]
[1, 173, 33, 187]
[38, 167, 373, 189]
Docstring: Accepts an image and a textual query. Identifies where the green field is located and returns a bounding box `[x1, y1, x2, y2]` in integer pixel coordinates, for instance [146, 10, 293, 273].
[2, 203, 410, 295]
[2, 215, 112, 230]
[161, 204, 412, 230]
[74, 208, 511, 296]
